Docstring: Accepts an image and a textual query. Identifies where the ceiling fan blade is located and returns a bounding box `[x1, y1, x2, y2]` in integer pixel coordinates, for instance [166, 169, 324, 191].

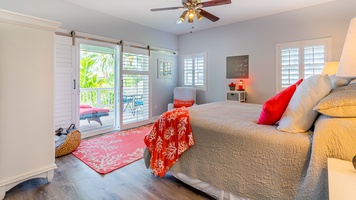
[199, 9, 220, 22]
[151, 6, 184, 12]
[202, 0, 231, 8]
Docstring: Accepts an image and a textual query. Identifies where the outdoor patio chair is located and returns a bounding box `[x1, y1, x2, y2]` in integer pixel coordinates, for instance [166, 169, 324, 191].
[79, 104, 110, 126]
[123, 95, 144, 116]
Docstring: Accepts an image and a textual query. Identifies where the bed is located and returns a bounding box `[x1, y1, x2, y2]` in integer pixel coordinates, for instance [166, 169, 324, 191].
[144, 76, 356, 200]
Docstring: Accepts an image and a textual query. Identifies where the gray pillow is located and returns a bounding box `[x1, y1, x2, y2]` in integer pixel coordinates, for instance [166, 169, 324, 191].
[314, 83, 356, 117]
[329, 74, 350, 89]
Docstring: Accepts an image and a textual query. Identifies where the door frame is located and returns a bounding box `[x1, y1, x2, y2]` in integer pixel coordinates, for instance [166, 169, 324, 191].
[75, 38, 120, 138]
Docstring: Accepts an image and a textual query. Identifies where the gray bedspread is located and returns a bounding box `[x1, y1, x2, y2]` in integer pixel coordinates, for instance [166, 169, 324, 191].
[145, 101, 356, 199]
[296, 115, 356, 200]
[169, 101, 312, 199]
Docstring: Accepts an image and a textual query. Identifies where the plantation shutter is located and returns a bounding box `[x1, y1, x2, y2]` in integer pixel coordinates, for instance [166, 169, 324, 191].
[277, 38, 331, 92]
[54, 35, 77, 129]
[280, 47, 300, 89]
[120, 46, 150, 128]
[183, 53, 206, 89]
[304, 45, 326, 79]
[183, 56, 193, 85]
[194, 55, 205, 86]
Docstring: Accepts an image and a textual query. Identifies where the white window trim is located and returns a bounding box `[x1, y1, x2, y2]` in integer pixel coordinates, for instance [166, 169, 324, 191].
[182, 52, 207, 90]
[276, 37, 332, 93]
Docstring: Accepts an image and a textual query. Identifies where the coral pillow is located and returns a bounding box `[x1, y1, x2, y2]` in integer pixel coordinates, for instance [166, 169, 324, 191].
[258, 79, 303, 125]
[174, 99, 195, 108]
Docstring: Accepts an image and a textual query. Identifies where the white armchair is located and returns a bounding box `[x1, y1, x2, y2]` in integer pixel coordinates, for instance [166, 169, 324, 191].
[168, 87, 197, 111]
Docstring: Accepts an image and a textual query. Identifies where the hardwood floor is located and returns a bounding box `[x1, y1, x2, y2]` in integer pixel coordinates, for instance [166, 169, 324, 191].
[4, 155, 215, 200]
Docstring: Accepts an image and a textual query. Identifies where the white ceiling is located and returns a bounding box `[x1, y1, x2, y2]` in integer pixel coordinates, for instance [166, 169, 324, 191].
[63, 0, 335, 35]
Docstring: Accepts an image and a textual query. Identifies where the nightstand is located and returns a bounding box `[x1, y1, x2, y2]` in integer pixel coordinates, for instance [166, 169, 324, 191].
[328, 158, 356, 200]
[226, 91, 246, 103]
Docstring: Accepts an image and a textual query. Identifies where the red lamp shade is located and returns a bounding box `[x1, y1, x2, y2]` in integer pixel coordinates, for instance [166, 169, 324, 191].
[237, 80, 244, 91]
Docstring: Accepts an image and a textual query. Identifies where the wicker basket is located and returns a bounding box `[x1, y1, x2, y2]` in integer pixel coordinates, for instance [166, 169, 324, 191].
[55, 130, 81, 157]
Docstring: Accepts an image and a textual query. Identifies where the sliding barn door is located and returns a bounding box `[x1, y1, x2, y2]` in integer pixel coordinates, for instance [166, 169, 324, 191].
[54, 35, 77, 129]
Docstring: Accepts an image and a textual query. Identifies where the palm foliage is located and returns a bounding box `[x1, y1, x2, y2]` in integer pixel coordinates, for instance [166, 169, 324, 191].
[80, 51, 114, 88]
[80, 50, 115, 107]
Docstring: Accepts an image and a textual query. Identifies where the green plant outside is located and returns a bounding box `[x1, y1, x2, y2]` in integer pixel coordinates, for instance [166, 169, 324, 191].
[80, 50, 115, 107]
[79, 49, 147, 108]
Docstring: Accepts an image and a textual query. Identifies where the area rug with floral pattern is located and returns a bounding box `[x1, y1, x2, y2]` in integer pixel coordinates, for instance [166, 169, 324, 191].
[72, 124, 153, 174]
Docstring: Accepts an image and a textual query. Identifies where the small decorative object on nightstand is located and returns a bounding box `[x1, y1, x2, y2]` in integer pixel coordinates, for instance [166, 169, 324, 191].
[237, 80, 245, 91]
[327, 158, 356, 200]
[226, 90, 246, 103]
[228, 82, 236, 91]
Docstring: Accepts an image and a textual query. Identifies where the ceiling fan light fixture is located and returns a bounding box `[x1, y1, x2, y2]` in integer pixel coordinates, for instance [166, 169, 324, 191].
[188, 17, 194, 23]
[195, 10, 203, 21]
[188, 9, 195, 20]
[177, 10, 188, 24]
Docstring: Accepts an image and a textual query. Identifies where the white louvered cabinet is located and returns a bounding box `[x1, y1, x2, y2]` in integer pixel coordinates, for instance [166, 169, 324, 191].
[0, 9, 60, 199]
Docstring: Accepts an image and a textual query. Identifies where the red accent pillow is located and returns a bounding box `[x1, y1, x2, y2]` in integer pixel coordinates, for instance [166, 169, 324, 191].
[257, 79, 303, 125]
[174, 99, 195, 108]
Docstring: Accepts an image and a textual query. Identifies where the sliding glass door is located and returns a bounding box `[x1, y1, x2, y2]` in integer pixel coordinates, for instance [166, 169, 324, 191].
[55, 34, 157, 137]
[75, 40, 151, 134]
[119, 46, 150, 130]
[78, 41, 118, 135]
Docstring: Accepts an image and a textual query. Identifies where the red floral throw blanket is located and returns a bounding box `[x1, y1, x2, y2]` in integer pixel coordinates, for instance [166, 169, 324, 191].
[144, 107, 194, 177]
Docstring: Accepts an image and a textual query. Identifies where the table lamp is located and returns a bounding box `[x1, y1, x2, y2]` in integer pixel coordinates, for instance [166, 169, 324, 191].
[336, 17, 356, 78]
[322, 62, 339, 76]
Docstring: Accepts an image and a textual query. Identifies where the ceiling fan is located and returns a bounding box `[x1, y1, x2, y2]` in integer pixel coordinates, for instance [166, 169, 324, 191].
[151, 0, 232, 24]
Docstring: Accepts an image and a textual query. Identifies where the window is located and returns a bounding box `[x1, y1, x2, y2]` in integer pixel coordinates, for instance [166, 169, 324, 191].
[182, 53, 207, 90]
[276, 38, 332, 92]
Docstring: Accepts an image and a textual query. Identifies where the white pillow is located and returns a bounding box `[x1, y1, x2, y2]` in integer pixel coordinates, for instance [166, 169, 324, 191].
[277, 74, 332, 133]
[329, 74, 351, 89]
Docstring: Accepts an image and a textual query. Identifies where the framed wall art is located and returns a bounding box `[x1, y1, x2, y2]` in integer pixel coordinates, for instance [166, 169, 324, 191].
[158, 59, 172, 78]
[226, 55, 249, 79]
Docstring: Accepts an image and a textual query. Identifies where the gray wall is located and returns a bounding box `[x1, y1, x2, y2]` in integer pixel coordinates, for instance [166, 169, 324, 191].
[2, 0, 355, 111]
[178, 0, 356, 104]
[0, 0, 178, 51]
[0, 0, 179, 117]
[150, 52, 178, 117]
